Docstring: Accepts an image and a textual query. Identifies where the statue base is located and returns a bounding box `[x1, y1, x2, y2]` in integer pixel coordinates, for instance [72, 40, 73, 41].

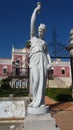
[27, 105, 49, 115]
[24, 113, 60, 130]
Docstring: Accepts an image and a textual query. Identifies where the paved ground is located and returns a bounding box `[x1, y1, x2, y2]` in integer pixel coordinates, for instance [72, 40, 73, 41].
[0, 96, 73, 130]
[53, 111, 73, 130]
[45, 96, 73, 130]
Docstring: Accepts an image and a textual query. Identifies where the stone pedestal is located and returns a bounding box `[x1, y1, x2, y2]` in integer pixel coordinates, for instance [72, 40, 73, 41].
[24, 113, 60, 130]
[27, 105, 49, 115]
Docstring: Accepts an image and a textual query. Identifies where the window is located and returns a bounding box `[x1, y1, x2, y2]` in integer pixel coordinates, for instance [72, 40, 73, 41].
[21, 80, 26, 88]
[3, 68, 7, 74]
[3, 66, 7, 74]
[62, 69, 65, 74]
[16, 67, 20, 75]
[15, 80, 20, 88]
[61, 68, 65, 75]
[16, 59, 20, 75]
[16, 60, 20, 64]
[12, 61, 15, 65]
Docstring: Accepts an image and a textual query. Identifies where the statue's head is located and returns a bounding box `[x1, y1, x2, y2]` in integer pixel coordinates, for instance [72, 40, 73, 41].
[38, 23, 46, 39]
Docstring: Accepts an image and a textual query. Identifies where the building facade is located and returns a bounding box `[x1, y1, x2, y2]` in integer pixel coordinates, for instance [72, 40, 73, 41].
[0, 47, 72, 88]
[0, 47, 29, 88]
[48, 59, 71, 88]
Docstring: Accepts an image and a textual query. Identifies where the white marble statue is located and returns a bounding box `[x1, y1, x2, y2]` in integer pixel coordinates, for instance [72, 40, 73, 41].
[29, 2, 51, 109]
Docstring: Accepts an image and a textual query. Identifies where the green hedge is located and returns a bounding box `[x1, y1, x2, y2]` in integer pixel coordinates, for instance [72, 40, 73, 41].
[0, 88, 29, 97]
[0, 87, 72, 101]
[46, 88, 72, 102]
[12, 88, 29, 97]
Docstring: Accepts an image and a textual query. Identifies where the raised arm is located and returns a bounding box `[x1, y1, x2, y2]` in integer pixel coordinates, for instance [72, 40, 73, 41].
[30, 2, 41, 38]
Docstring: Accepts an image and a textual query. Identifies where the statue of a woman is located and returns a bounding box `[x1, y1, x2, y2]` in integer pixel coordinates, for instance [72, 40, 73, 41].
[29, 2, 51, 109]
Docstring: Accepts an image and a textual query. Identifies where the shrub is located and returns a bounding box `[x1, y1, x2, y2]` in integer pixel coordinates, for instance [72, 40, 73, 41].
[0, 77, 11, 89]
[0, 87, 29, 97]
[57, 94, 72, 101]
[46, 88, 72, 102]
[10, 88, 29, 97]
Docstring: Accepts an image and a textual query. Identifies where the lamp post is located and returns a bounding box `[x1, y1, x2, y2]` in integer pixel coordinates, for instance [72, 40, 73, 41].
[67, 29, 73, 98]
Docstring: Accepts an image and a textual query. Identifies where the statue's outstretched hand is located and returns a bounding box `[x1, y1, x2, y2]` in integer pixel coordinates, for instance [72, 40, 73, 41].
[35, 2, 41, 13]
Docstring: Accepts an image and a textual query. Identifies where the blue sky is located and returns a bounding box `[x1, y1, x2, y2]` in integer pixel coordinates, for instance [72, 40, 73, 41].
[0, 0, 73, 58]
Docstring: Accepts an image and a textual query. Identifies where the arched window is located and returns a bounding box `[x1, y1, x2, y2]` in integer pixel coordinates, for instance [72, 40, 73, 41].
[61, 67, 65, 75]
[15, 80, 20, 88]
[16, 59, 20, 75]
[21, 80, 26, 88]
[3, 66, 7, 74]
